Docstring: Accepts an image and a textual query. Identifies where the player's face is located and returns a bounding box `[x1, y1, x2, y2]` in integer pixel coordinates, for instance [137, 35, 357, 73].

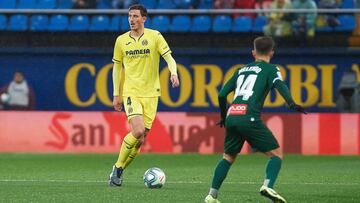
[14, 72, 24, 83]
[128, 9, 146, 31]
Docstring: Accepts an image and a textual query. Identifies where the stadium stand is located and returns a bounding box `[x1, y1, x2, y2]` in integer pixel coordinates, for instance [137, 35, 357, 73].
[48, 14, 68, 31]
[157, 0, 176, 9]
[90, 15, 110, 31]
[109, 15, 121, 31]
[341, 0, 355, 9]
[140, 0, 158, 9]
[57, 0, 73, 9]
[213, 15, 232, 32]
[252, 15, 268, 33]
[17, 0, 37, 9]
[97, 0, 113, 9]
[29, 15, 49, 31]
[0, 0, 357, 35]
[191, 15, 211, 32]
[231, 16, 252, 32]
[8, 14, 28, 31]
[38, 0, 57, 9]
[170, 15, 191, 32]
[68, 15, 90, 31]
[0, 15, 6, 30]
[335, 15, 356, 31]
[0, 0, 17, 9]
[0, 0, 357, 48]
[152, 15, 170, 32]
[198, 0, 213, 9]
[120, 15, 129, 31]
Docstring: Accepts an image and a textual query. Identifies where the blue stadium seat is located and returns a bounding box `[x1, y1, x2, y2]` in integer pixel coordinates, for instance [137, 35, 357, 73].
[8, 15, 28, 31]
[335, 15, 356, 31]
[17, 0, 37, 9]
[152, 15, 170, 32]
[174, 0, 193, 9]
[341, 0, 355, 8]
[0, 15, 7, 30]
[145, 16, 151, 28]
[140, 0, 157, 9]
[198, 0, 213, 9]
[90, 15, 110, 31]
[232, 16, 252, 32]
[48, 15, 69, 31]
[57, 0, 73, 9]
[0, 0, 17, 9]
[191, 15, 211, 32]
[170, 15, 191, 32]
[121, 15, 129, 31]
[38, 0, 56, 9]
[109, 15, 120, 31]
[252, 15, 268, 33]
[97, 0, 113, 9]
[213, 15, 232, 32]
[30, 15, 49, 31]
[157, 0, 176, 9]
[69, 15, 90, 31]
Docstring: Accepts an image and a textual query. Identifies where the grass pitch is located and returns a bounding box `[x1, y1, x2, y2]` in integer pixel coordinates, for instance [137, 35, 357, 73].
[0, 154, 359, 203]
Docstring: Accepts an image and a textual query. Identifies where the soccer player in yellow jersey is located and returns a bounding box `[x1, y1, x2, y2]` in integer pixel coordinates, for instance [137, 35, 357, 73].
[108, 4, 179, 187]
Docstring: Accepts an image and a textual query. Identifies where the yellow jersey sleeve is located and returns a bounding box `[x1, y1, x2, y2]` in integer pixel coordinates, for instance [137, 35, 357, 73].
[112, 37, 122, 64]
[156, 32, 171, 56]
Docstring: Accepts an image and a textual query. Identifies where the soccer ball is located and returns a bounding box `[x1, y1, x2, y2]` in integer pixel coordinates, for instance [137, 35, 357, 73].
[143, 167, 166, 189]
[0, 93, 10, 104]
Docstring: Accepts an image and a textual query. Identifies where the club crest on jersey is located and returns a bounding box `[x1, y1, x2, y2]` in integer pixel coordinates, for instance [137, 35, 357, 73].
[128, 107, 133, 114]
[227, 104, 247, 115]
[142, 39, 148, 46]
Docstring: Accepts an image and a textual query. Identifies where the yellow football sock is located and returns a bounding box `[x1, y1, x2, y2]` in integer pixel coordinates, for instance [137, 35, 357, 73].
[124, 146, 141, 169]
[115, 133, 137, 168]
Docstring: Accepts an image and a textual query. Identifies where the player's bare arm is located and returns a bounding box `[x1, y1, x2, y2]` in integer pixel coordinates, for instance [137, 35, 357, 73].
[163, 53, 179, 88]
[112, 61, 123, 112]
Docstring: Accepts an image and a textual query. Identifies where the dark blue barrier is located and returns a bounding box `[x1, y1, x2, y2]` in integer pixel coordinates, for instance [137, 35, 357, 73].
[0, 47, 359, 112]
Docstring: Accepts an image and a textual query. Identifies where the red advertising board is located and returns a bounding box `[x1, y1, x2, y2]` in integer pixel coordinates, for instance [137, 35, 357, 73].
[0, 112, 359, 155]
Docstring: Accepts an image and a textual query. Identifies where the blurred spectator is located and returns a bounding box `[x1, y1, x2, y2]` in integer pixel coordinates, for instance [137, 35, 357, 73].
[291, 0, 317, 38]
[214, 0, 234, 9]
[317, 0, 340, 27]
[234, 0, 256, 18]
[255, 0, 274, 16]
[336, 71, 360, 112]
[73, 0, 98, 9]
[0, 71, 35, 111]
[263, 0, 293, 37]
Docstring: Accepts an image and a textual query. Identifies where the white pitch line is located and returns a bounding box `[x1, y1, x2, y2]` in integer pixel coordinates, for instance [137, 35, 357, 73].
[0, 179, 359, 186]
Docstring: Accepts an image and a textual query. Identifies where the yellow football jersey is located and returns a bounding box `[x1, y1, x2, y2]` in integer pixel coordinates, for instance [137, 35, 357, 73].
[112, 28, 171, 97]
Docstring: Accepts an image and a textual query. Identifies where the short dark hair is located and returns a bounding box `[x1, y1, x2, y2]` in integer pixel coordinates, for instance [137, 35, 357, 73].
[253, 36, 275, 55]
[129, 4, 147, 17]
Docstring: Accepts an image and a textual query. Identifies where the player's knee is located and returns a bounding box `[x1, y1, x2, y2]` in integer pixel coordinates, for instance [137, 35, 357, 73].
[132, 128, 145, 139]
[266, 148, 283, 159]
